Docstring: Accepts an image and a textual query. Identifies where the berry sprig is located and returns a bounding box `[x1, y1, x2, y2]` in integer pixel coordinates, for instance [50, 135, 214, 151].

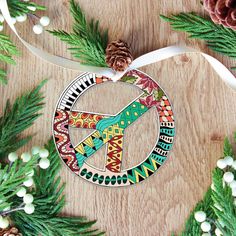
[0, 1, 50, 34]
[193, 155, 236, 236]
[0, 146, 51, 229]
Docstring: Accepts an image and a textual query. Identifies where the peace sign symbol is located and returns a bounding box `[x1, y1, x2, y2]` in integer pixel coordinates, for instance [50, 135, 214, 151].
[53, 70, 175, 187]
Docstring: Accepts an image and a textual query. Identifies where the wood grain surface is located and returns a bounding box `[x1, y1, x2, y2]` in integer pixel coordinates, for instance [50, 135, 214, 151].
[1, 0, 236, 235]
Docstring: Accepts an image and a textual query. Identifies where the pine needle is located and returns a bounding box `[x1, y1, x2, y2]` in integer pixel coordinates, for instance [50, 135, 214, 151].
[49, 0, 108, 67]
[6, 0, 46, 17]
[160, 13, 236, 58]
[0, 33, 19, 84]
[0, 0, 47, 84]
[0, 80, 46, 158]
[11, 139, 104, 236]
[174, 137, 236, 235]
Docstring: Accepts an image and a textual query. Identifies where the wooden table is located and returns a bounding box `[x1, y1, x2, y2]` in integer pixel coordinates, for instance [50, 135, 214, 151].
[1, 0, 236, 235]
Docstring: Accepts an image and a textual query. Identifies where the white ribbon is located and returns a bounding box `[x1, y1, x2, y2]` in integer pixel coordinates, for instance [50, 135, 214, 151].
[1, 0, 236, 90]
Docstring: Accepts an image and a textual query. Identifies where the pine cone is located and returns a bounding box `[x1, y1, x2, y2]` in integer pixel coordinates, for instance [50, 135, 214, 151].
[204, 0, 236, 30]
[105, 40, 133, 71]
[0, 227, 22, 236]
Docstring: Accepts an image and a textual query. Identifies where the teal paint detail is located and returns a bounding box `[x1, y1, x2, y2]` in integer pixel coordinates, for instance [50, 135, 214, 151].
[160, 127, 175, 137]
[75, 153, 86, 167]
[96, 114, 121, 132]
[157, 141, 173, 151]
[150, 153, 166, 164]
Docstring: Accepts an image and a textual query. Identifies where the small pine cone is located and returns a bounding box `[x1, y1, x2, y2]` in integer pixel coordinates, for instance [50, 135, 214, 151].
[105, 40, 133, 71]
[0, 227, 22, 236]
[204, 0, 236, 30]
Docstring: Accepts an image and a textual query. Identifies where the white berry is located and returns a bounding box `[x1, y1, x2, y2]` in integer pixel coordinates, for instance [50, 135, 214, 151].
[224, 156, 234, 166]
[23, 194, 34, 204]
[23, 177, 34, 187]
[215, 228, 223, 236]
[39, 148, 49, 158]
[32, 146, 40, 155]
[194, 211, 206, 223]
[0, 25, 3, 32]
[11, 17, 16, 24]
[39, 16, 50, 27]
[232, 161, 236, 170]
[26, 169, 34, 177]
[39, 158, 50, 169]
[0, 14, 4, 23]
[16, 14, 27, 23]
[8, 152, 18, 162]
[21, 152, 31, 162]
[0, 217, 9, 229]
[33, 24, 43, 35]
[16, 187, 26, 197]
[230, 180, 236, 188]
[217, 159, 227, 169]
[24, 203, 35, 214]
[223, 172, 234, 183]
[202, 234, 210, 236]
[27, 6, 36, 11]
[232, 188, 236, 197]
[201, 221, 211, 232]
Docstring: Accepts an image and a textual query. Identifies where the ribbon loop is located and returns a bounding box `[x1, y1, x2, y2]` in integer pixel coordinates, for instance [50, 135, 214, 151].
[1, 0, 236, 89]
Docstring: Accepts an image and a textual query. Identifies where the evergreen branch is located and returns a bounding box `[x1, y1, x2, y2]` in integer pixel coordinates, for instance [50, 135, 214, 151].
[180, 189, 215, 235]
[0, 1, 47, 84]
[6, 0, 46, 17]
[11, 139, 104, 236]
[0, 158, 36, 212]
[160, 13, 236, 59]
[211, 168, 236, 235]
[49, 0, 108, 67]
[0, 33, 19, 84]
[176, 137, 236, 235]
[0, 80, 46, 158]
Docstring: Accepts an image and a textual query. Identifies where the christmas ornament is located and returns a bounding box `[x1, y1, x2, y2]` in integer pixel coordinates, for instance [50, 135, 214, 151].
[203, 0, 236, 30]
[53, 70, 175, 187]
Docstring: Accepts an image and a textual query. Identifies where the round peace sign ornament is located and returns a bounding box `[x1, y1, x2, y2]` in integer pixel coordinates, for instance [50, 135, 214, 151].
[53, 70, 175, 187]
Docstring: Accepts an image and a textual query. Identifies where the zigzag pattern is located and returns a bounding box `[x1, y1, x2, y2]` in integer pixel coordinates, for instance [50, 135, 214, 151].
[127, 157, 161, 184]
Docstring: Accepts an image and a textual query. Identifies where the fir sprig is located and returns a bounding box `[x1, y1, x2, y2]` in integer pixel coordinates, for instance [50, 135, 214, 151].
[11, 139, 104, 236]
[6, 0, 46, 17]
[0, 80, 46, 158]
[0, 158, 36, 212]
[49, 0, 108, 67]
[0, 0, 47, 84]
[160, 13, 236, 59]
[0, 33, 19, 84]
[176, 136, 236, 235]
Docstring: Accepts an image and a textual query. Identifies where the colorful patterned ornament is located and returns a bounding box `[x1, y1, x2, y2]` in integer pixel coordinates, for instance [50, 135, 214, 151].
[53, 70, 175, 187]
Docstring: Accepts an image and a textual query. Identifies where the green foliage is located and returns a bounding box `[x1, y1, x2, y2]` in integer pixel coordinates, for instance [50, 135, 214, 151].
[180, 189, 214, 235]
[0, 33, 19, 84]
[175, 136, 236, 235]
[7, 0, 45, 17]
[11, 139, 104, 236]
[49, 0, 108, 67]
[160, 13, 236, 59]
[0, 80, 46, 158]
[0, 158, 36, 212]
[0, 0, 46, 84]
